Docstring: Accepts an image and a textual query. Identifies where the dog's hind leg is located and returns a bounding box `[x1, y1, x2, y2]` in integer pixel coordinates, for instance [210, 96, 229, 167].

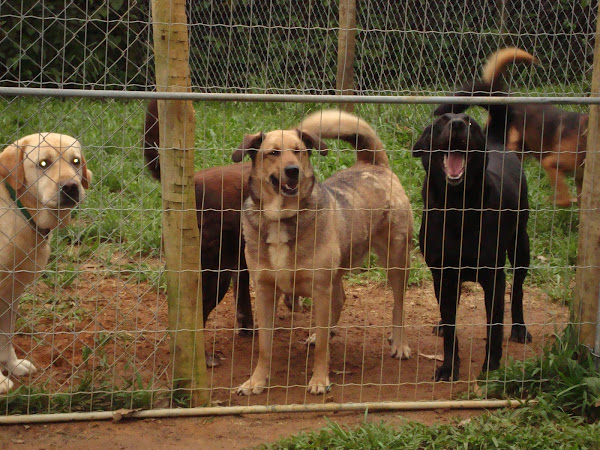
[304, 278, 343, 347]
[507, 227, 533, 344]
[541, 154, 574, 206]
[480, 269, 506, 374]
[233, 269, 254, 336]
[434, 270, 461, 381]
[202, 270, 230, 367]
[374, 235, 411, 360]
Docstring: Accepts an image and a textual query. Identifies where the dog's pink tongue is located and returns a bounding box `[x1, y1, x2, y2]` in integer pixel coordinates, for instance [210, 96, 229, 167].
[446, 153, 464, 177]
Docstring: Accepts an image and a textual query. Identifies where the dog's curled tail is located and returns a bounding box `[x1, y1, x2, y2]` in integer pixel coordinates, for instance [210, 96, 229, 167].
[143, 99, 161, 180]
[481, 47, 537, 87]
[299, 109, 389, 167]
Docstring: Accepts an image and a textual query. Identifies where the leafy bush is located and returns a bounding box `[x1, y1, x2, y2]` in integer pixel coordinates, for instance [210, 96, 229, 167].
[1, 1, 594, 91]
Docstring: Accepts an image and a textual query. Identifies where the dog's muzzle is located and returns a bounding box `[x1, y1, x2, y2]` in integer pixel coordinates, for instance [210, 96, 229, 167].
[270, 164, 300, 197]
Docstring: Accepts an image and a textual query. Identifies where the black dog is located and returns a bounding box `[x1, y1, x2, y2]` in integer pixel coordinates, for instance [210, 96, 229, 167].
[413, 113, 532, 381]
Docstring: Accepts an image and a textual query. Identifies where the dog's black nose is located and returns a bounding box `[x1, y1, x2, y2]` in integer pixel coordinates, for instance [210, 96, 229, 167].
[284, 165, 300, 179]
[60, 182, 80, 206]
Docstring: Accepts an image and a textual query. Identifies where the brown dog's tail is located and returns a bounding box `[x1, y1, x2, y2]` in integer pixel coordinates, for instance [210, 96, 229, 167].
[481, 47, 537, 88]
[143, 99, 161, 180]
[298, 109, 389, 167]
[434, 47, 537, 116]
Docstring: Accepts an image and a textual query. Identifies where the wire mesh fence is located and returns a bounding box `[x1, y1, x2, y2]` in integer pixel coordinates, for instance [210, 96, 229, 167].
[0, 0, 596, 418]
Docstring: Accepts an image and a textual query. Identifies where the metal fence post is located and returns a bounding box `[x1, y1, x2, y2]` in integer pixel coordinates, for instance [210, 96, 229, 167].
[151, 0, 208, 406]
[574, 1, 600, 363]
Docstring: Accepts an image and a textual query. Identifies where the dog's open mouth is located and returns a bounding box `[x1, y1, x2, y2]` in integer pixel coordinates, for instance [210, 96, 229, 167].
[270, 175, 299, 196]
[443, 152, 466, 185]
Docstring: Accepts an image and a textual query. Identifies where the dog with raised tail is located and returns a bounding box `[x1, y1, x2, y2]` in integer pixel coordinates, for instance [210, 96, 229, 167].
[435, 47, 587, 207]
[234, 110, 413, 395]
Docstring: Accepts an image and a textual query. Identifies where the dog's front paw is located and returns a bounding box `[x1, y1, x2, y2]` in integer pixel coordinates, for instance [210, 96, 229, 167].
[0, 374, 14, 394]
[205, 353, 220, 368]
[304, 333, 316, 347]
[435, 363, 459, 382]
[304, 330, 336, 347]
[307, 375, 330, 395]
[481, 358, 500, 375]
[7, 359, 36, 376]
[432, 321, 444, 337]
[509, 324, 532, 344]
[389, 340, 411, 360]
[236, 376, 267, 396]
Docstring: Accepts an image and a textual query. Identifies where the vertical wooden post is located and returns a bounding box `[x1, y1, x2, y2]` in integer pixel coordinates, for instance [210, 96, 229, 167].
[573, 1, 600, 354]
[336, 0, 357, 112]
[151, 0, 207, 406]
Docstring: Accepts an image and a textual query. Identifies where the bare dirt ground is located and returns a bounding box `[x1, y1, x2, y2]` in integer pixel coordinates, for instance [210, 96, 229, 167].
[2, 264, 568, 448]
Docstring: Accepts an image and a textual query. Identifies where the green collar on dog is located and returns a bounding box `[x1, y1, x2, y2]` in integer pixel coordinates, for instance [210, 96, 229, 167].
[4, 182, 51, 239]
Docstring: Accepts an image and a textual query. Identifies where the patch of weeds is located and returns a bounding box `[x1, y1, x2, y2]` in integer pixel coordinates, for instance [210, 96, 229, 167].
[42, 263, 79, 289]
[480, 325, 600, 420]
[122, 262, 166, 290]
[0, 372, 162, 415]
[17, 293, 90, 331]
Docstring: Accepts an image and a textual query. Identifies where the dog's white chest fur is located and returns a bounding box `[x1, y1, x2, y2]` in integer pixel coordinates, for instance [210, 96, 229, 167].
[262, 196, 297, 221]
[266, 223, 290, 268]
[265, 223, 296, 291]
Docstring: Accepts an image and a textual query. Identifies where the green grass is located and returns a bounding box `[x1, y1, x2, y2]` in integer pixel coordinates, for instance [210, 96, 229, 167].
[264, 406, 600, 449]
[0, 97, 580, 302]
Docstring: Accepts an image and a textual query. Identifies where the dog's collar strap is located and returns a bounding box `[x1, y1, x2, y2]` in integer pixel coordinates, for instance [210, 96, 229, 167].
[4, 182, 51, 239]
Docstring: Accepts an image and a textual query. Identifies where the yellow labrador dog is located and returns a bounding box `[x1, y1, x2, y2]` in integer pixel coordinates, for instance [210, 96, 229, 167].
[0, 133, 91, 393]
[233, 110, 413, 395]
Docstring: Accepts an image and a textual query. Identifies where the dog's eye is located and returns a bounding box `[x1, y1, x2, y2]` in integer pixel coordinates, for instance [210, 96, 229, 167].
[38, 160, 49, 169]
[269, 150, 280, 156]
[293, 150, 302, 155]
[72, 157, 81, 166]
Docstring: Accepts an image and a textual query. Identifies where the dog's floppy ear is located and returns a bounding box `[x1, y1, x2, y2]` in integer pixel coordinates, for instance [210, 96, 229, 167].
[0, 143, 26, 191]
[296, 129, 328, 156]
[232, 132, 264, 162]
[412, 125, 433, 157]
[80, 155, 92, 189]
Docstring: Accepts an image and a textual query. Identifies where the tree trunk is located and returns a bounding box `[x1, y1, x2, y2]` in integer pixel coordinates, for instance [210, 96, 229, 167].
[151, 0, 208, 406]
[573, 1, 600, 358]
[337, 0, 357, 112]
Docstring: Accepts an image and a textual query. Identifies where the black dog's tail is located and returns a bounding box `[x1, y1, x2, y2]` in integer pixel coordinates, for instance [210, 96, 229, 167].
[143, 99, 161, 180]
[434, 47, 537, 116]
[299, 109, 389, 167]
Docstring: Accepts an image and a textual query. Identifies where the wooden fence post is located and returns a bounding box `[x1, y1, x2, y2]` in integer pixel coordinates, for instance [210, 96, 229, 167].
[151, 0, 208, 406]
[573, 1, 600, 357]
[337, 0, 357, 112]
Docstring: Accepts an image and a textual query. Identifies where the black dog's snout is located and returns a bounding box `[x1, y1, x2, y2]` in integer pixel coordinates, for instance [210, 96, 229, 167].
[60, 182, 80, 206]
[284, 165, 300, 179]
